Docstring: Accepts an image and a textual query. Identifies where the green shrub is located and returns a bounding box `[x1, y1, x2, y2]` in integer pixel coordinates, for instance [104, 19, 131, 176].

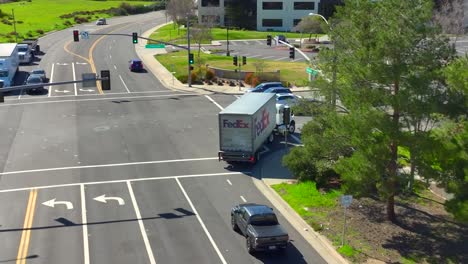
[338, 244, 356, 257]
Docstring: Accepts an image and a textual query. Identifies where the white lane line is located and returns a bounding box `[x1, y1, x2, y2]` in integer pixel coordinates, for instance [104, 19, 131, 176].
[80, 184, 90, 264]
[240, 196, 247, 202]
[255, 40, 263, 45]
[0, 157, 219, 176]
[0, 172, 246, 193]
[274, 57, 289, 61]
[175, 178, 227, 264]
[262, 56, 275, 60]
[226, 179, 232, 186]
[48, 63, 55, 97]
[127, 181, 157, 264]
[72, 62, 77, 96]
[204, 95, 224, 110]
[113, 65, 117, 70]
[18, 89, 23, 100]
[249, 55, 261, 58]
[119, 74, 131, 93]
[0, 93, 199, 107]
[233, 95, 240, 99]
[290, 134, 302, 144]
[6, 90, 176, 101]
[109, 54, 112, 58]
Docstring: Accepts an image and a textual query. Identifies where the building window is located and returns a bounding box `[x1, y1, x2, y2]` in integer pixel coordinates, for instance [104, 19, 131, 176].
[293, 19, 302, 26]
[262, 2, 283, 10]
[201, 15, 220, 23]
[262, 19, 283, 27]
[201, 0, 220, 7]
[294, 2, 315, 10]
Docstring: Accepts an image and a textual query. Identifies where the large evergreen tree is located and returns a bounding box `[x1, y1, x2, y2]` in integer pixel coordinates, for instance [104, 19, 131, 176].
[285, 0, 464, 222]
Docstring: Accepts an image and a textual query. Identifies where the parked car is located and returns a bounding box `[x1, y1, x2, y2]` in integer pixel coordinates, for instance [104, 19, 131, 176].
[24, 74, 45, 93]
[277, 35, 289, 43]
[129, 59, 143, 72]
[245, 82, 284, 93]
[276, 93, 301, 106]
[96, 18, 106, 25]
[30, 69, 46, 82]
[263, 87, 293, 94]
[231, 203, 289, 254]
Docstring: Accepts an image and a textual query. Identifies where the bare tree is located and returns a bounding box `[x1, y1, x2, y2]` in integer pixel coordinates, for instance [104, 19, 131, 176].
[191, 24, 212, 63]
[166, 0, 195, 33]
[433, 0, 464, 40]
[293, 16, 325, 46]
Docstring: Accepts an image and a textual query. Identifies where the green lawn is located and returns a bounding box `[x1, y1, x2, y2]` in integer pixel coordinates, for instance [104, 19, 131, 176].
[149, 22, 310, 44]
[0, 0, 153, 42]
[155, 49, 310, 86]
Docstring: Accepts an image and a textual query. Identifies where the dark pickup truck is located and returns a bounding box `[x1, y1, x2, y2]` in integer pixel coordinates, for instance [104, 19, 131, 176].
[231, 203, 289, 254]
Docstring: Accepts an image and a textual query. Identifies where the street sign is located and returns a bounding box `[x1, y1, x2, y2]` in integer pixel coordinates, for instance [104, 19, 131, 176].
[82, 73, 97, 88]
[80, 31, 89, 39]
[340, 195, 353, 208]
[306, 67, 319, 76]
[145, 43, 165, 48]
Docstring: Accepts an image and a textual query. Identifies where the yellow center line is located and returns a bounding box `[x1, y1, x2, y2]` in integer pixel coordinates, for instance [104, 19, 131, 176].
[64, 23, 139, 95]
[16, 189, 37, 264]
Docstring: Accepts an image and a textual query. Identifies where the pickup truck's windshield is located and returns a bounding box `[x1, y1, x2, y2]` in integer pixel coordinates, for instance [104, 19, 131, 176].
[18, 47, 28, 52]
[249, 215, 279, 226]
[0, 71, 8, 77]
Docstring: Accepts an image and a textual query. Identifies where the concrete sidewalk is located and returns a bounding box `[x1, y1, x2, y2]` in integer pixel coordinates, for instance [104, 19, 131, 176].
[135, 24, 347, 264]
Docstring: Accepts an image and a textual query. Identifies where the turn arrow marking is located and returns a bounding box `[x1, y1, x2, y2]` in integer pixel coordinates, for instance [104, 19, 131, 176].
[79, 89, 94, 92]
[55, 89, 70, 93]
[42, 198, 74, 210]
[93, 194, 125, 205]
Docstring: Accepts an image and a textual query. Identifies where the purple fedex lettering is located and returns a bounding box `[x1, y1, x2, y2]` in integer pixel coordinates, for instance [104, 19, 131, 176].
[223, 119, 249, 128]
[254, 109, 270, 136]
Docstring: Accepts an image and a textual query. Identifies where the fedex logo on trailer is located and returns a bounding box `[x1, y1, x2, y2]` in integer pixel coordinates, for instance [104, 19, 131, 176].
[223, 119, 249, 128]
[254, 108, 270, 137]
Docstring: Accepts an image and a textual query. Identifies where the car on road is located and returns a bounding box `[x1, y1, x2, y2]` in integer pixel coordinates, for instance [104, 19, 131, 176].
[245, 82, 284, 93]
[264, 87, 293, 94]
[24, 74, 45, 93]
[129, 59, 144, 72]
[96, 18, 106, 25]
[30, 69, 47, 82]
[276, 93, 301, 106]
[231, 203, 289, 254]
[277, 35, 289, 43]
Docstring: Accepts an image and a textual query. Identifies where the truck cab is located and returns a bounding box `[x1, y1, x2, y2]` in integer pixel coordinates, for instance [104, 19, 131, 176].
[275, 103, 295, 134]
[17, 43, 33, 64]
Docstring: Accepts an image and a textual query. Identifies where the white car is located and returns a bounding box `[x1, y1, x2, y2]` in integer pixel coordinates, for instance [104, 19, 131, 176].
[96, 18, 106, 25]
[276, 93, 301, 107]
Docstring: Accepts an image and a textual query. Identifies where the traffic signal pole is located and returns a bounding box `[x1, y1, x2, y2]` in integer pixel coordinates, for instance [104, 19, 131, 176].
[187, 16, 192, 87]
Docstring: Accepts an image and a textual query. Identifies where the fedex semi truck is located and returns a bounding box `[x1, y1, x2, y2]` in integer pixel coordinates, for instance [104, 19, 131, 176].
[218, 93, 277, 163]
[0, 43, 19, 89]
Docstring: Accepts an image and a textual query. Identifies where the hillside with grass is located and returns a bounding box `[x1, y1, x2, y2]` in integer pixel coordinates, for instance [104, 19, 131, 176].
[0, 0, 162, 42]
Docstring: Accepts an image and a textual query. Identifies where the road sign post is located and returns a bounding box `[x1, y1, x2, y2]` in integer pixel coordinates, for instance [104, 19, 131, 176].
[340, 195, 353, 246]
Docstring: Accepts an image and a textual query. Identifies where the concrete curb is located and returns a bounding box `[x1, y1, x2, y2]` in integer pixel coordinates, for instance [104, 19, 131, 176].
[253, 177, 348, 264]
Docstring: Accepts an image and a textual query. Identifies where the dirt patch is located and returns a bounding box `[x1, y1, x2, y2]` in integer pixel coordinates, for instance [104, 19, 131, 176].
[316, 192, 468, 263]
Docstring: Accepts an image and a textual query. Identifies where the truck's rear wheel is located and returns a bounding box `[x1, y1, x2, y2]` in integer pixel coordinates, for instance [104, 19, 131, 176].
[231, 215, 239, 232]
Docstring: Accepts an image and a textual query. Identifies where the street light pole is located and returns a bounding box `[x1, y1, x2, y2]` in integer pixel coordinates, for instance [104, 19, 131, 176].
[12, 9, 18, 43]
[226, 23, 230, 56]
[308, 12, 336, 108]
[187, 14, 192, 87]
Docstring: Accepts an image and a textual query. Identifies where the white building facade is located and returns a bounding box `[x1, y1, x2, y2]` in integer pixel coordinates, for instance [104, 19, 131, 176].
[198, 0, 320, 31]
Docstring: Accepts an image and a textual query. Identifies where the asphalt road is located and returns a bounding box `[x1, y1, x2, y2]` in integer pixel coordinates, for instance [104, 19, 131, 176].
[0, 11, 325, 264]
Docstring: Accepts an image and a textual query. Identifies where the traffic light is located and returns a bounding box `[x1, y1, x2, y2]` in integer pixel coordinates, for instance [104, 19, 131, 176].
[233, 56, 238, 66]
[267, 35, 272, 46]
[101, 70, 111, 90]
[242, 56, 246, 65]
[289, 47, 295, 59]
[0, 82, 4, 103]
[132, 32, 138, 44]
[189, 53, 194, 64]
[73, 30, 79, 42]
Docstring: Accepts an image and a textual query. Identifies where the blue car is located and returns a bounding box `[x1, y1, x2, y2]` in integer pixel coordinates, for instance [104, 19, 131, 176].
[245, 82, 284, 93]
[129, 59, 143, 72]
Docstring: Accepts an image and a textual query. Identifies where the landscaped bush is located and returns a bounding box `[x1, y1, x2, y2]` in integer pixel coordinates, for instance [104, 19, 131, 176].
[205, 69, 215, 80]
[36, 29, 44, 34]
[244, 72, 254, 85]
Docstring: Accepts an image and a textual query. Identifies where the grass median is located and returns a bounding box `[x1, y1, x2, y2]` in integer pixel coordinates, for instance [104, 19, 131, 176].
[155, 49, 310, 86]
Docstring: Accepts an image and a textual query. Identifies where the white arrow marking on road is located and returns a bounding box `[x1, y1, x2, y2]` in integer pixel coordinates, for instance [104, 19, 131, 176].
[55, 89, 70, 93]
[79, 89, 94, 92]
[56, 63, 69, 66]
[42, 198, 74, 209]
[75, 62, 88, 65]
[93, 194, 125, 205]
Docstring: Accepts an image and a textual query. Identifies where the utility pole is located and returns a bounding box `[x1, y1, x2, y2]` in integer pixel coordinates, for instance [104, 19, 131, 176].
[226, 23, 230, 56]
[187, 14, 192, 87]
[12, 9, 18, 43]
